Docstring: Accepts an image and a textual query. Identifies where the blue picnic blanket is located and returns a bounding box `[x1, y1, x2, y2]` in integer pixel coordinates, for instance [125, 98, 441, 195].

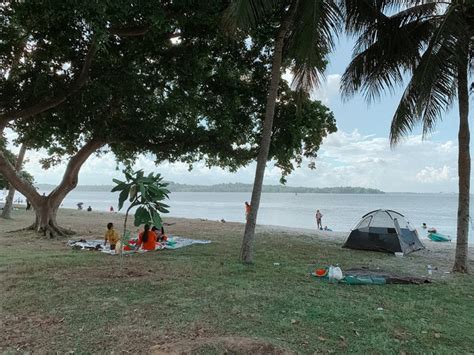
[67, 236, 211, 254]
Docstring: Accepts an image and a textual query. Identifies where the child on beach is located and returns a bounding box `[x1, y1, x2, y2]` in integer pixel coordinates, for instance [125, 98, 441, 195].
[104, 222, 120, 251]
[152, 226, 168, 242]
[158, 226, 168, 242]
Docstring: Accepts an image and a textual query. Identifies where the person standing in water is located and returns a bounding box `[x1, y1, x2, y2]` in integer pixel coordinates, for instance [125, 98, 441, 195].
[315, 210, 323, 230]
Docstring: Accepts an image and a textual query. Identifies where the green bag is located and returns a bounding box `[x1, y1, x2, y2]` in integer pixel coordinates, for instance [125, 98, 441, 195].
[342, 275, 386, 285]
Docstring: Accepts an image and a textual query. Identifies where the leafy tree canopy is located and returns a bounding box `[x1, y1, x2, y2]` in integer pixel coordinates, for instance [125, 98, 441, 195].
[2, 1, 336, 179]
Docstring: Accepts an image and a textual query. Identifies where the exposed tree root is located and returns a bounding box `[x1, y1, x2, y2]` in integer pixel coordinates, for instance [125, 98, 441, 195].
[452, 264, 469, 274]
[6, 225, 75, 238]
[34, 222, 76, 238]
[7, 221, 76, 238]
[5, 223, 38, 234]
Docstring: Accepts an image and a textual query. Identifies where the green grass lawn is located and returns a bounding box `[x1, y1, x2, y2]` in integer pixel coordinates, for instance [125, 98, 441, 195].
[1, 210, 473, 353]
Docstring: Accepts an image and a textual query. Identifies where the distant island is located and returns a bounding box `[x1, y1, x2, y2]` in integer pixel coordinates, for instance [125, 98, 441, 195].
[36, 183, 384, 194]
[166, 182, 384, 194]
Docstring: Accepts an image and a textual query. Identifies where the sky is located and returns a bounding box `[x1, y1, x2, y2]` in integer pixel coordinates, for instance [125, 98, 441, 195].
[4, 36, 472, 193]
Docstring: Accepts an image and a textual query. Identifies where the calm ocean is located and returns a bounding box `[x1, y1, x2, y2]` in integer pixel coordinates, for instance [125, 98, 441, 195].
[21, 190, 471, 242]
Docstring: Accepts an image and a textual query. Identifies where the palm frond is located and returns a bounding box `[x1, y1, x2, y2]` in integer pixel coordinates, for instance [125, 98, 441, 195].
[341, 17, 433, 103]
[223, 0, 282, 30]
[342, 0, 437, 34]
[390, 1, 439, 26]
[342, 0, 393, 35]
[287, 0, 343, 92]
[390, 3, 467, 145]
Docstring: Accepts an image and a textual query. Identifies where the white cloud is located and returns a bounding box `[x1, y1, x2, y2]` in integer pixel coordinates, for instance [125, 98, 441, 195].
[307, 130, 459, 192]
[311, 74, 341, 104]
[415, 166, 454, 183]
[436, 141, 455, 154]
[283, 71, 341, 105]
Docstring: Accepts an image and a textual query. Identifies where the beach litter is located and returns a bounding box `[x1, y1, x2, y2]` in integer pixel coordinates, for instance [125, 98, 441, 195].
[310, 266, 431, 285]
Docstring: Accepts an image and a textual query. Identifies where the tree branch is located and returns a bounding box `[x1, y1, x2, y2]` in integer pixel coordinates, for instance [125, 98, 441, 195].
[49, 138, 105, 203]
[0, 147, 40, 204]
[107, 25, 149, 37]
[0, 38, 98, 128]
[107, 26, 181, 40]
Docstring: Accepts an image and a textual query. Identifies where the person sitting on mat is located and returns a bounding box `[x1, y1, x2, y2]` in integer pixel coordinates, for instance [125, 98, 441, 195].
[158, 226, 168, 242]
[151, 226, 168, 243]
[136, 224, 156, 251]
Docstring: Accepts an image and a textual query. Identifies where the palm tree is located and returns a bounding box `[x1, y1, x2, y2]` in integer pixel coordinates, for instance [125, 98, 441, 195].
[225, 0, 341, 263]
[341, 0, 473, 272]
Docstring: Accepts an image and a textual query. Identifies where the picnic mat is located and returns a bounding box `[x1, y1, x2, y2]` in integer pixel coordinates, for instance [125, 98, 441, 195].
[67, 236, 211, 255]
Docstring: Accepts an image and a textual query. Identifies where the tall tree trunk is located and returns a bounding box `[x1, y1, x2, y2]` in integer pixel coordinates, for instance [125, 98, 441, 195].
[28, 194, 70, 237]
[453, 56, 470, 273]
[0, 138, 104, 237]
[240, 1, 298, 263]
[1, 144, 27, 219]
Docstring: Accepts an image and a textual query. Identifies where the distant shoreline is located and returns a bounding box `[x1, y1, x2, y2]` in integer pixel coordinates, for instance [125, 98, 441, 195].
[34, 183, 384, 194]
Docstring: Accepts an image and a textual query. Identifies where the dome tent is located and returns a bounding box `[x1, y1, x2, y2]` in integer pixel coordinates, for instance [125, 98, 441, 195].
[343, 209, 424, 255]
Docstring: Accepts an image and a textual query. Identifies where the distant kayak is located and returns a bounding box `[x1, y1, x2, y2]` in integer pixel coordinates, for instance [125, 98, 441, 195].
[428, 232, 451, 242]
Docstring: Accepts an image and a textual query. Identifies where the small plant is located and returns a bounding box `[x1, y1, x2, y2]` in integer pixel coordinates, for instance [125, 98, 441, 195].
[111, 169, 170, 249]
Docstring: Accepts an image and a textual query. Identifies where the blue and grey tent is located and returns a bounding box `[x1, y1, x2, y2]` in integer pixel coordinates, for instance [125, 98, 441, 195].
[343, 209, 424, 255]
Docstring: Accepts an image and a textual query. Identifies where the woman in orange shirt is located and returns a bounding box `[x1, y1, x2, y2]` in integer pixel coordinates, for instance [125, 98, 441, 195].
[136, 224, 156, 251]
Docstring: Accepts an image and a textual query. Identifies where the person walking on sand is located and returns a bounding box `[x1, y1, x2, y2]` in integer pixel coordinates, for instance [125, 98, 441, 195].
[315, 210, 323, 230]
[245, 201, 251, 220]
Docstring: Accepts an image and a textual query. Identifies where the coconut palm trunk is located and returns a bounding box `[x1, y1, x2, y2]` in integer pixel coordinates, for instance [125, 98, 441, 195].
[1, 144, 26, 219]
[453, 56, 470, 273]
[240, 2, 298, 263]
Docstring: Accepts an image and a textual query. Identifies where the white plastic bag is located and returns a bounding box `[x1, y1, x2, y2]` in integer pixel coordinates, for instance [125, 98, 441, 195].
[327, 266, 343, 283]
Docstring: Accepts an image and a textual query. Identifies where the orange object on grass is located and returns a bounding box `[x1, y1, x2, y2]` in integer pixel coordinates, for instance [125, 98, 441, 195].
[315, 268, 327, 277]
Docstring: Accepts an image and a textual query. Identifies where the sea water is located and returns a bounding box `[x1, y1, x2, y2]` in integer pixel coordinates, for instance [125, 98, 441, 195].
[22, 190, 471, 242]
